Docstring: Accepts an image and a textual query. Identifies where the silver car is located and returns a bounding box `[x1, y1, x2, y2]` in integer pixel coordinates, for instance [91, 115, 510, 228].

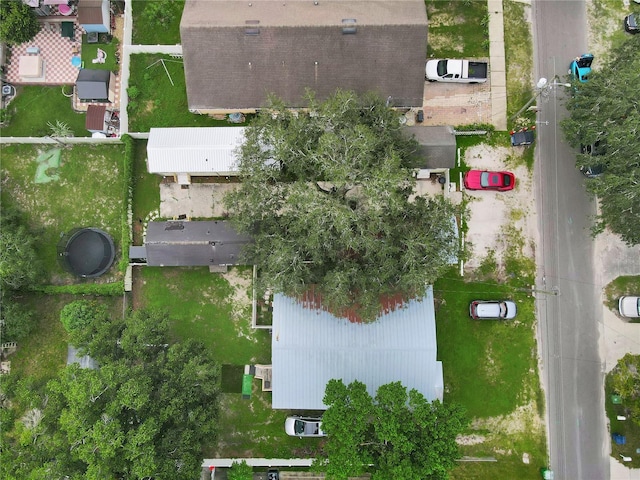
[619, 296, 640, 318]
[285, 416, 326, 437]
[469, 300, 517, 320]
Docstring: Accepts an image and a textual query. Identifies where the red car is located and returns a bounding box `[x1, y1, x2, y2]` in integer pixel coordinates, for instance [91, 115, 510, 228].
[463, 170, 516, 191]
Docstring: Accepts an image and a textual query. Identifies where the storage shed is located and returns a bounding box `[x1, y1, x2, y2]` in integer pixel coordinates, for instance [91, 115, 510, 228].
[146, 127, 246, 184]
[77, 0, 110, 33]
[75, 69, 115, 103]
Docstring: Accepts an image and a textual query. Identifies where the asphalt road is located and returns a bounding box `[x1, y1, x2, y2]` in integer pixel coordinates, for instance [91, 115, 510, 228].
[532, 1, 609, 479]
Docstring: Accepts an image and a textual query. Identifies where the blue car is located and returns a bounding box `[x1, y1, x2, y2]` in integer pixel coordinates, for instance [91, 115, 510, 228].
[569, 54, 594, 83]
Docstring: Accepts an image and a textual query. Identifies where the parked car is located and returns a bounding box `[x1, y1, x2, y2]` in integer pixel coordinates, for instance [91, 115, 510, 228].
[580, 140, 606, 178]
[469, 300, 517, 320]
[619, 296, 640, 318]
[569, 53, 594, 83]
[624, 13, 639, 34]
[510, 127, 535, 146]
[285, 416, 326, 437]
[463, 170, 516, 191]
[579, 142, 606, 178]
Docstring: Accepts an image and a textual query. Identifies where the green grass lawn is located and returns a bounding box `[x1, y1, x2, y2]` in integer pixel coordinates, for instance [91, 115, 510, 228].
[81, 35, 119, 72]
[604, 275, 640, 316]
[503, 0, 536, 127]
[132, 139, 160, 244]
[139, 266, 270, 364]
[127, 54, 234, 132]
[131, 0, 184, 45]
[137, 266, 317, 456]
[425, 0, 489, 58]
[0, 144, 126, 283]
[8, 294, 123, 386]
[606, 368, 640, 467]
[0, 86, 89, 137]
[435, 273, 547, 479]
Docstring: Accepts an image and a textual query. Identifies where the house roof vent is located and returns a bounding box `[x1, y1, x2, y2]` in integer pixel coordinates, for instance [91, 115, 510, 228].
[245, 20, 260, 35]
[342, 18, 356, 34]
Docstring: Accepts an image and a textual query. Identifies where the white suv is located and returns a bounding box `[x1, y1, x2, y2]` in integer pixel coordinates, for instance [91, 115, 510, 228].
[469, 300, 517, 320]
[619, 296, 640, 318]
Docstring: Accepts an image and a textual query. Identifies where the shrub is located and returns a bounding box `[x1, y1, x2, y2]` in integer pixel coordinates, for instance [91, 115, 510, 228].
[228, 461, 253, 480]
[127, 86, 140, 100]
[59, 300, 107, 337]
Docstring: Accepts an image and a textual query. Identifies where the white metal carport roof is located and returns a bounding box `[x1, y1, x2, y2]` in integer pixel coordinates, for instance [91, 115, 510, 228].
[146, 127, 245, 175]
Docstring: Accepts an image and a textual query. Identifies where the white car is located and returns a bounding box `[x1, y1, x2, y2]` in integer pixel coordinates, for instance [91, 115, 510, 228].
[469, 300, 517, 320]
[285, 416, 326, 437]
[619, 296, 640, 318]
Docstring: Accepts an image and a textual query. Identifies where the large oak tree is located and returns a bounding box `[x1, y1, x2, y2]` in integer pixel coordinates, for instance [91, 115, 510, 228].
[314, 380, 468, 480]
[562, 34, 640, 245]
[225, 90, 464, 321]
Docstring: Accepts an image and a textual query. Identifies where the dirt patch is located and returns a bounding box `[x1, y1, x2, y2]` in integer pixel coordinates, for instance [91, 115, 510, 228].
[472, 401, 545, 437]
[463, 144, 537, 273]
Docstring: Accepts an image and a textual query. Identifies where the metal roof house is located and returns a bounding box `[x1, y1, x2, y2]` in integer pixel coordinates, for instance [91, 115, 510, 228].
[271, 286, 443, 410]
[180, 0, 428, 114]
[147, 127, 246, 184]
[132, 220, 252, 267]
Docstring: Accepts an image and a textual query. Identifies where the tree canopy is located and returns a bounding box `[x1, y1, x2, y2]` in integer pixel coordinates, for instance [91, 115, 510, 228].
[0, 205, 43, 292]
[0, 0, 41, 45]
[225, 90, 463, 321]
[610, 353, 640, 423]
[562, 34, 640, 245]
[1, 308, 221, 480]
[314, 379, 468, 480]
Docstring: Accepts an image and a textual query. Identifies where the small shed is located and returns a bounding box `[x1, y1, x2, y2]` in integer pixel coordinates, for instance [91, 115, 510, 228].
[67, 345, 99, 369]
[146, 127, 246, 184]
[85, 104, 107, 133]
[78, 0, 110, 33]
[403, 125, 457, 169]
[76, 69, 115, 103]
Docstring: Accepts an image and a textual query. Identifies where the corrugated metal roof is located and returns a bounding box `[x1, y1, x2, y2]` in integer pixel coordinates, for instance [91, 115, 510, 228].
[147, 127, 245, 175]
[271, 286, 443, 410]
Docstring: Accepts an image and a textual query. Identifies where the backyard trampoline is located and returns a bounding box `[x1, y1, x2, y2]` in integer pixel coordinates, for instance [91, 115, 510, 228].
[57, 228, 115, 278]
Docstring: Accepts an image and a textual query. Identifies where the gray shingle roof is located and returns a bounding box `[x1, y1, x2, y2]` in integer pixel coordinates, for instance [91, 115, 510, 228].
[76, 69, 110, 101]
[271, 286, 443, 410]
[143, 221, 252, 267]
[404, 125, 457, 168]
[180, 0, 428, 110]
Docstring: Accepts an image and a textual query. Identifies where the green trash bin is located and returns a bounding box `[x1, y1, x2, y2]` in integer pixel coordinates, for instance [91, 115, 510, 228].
[612, 394, 623, 405]
[540, 467, 554, 480]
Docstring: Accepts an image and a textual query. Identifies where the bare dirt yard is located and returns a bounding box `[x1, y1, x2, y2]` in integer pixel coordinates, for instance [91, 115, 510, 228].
[462, 144, 537, 274]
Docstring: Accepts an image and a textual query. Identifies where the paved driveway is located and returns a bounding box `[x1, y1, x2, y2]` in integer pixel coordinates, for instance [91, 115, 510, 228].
[421, 81, 492, 126]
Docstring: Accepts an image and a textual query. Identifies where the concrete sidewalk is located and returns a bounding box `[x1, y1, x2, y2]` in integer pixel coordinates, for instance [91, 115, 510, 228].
[487, 0, 508, 130]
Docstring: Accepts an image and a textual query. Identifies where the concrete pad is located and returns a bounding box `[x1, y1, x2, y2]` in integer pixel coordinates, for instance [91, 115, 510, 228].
[159, 183, 240, 219]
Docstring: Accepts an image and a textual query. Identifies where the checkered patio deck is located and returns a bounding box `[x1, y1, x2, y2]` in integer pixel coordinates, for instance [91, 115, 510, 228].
[5, 18, 83, 85]
[5, 16, 122, 114]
